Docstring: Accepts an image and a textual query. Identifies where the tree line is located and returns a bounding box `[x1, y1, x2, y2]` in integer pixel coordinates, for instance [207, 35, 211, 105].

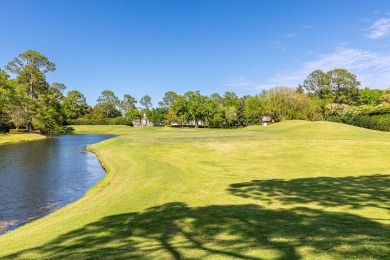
[1, 50, 390, 133]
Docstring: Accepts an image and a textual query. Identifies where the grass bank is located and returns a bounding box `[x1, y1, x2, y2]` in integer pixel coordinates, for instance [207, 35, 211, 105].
[0, 133, 46, 145]
[0, 121, 389, 259]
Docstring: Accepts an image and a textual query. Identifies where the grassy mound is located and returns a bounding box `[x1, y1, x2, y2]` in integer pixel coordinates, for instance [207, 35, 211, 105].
[0, 121, 389, 259]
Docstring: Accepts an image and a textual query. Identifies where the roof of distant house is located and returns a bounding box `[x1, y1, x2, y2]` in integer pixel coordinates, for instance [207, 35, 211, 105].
[262, 116, 272, 122]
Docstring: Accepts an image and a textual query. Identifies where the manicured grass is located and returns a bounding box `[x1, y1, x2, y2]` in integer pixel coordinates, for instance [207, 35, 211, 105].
[0, 121, 389, 259]
[0, 133, 46, 145]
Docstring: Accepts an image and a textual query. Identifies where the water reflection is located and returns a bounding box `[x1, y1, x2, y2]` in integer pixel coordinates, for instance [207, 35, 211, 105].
[0, 134, 115, 234]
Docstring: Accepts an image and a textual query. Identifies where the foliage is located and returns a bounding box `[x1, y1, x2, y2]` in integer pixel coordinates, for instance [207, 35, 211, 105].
[324, 103, 390, 131]
[328, 68, 360, 105]
[96, 90, 120, 118]
[62, 90, 91, 120]
[4, 50, 64, 133]
[359, 87, 383, 106]
[302, 68, 361, 105]
[353, 114, 390, 131]
[383, 87, 390, 103]
[324, 103, 362, 124]
[165, 108, 178, 125]
[119, 94, 137, 115]
[149, 107, 167, 125]
[9, 129, 29, 134]
[244, 94, 263, 124]
[158, 91, 177, 109]
[0, 70, 12, 131]
[66, 117, 133, 126]
[139, 95, 152, 111]
[1, 50, 388, 132]
[245, 87, 322, 123]
[302, 70, 333, 100]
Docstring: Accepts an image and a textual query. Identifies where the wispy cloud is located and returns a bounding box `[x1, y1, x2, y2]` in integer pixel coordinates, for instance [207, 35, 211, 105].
[266, 47, 390, 88]
[367, 18, 390, 39]
[302, 25, 312, 29]
[358, 17, 372, 23]
[282, 33, 296, 38]
[225, 77, 262, 91]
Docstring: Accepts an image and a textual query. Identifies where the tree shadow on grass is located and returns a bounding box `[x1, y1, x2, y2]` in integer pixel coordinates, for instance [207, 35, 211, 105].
[228, 174, 390, 210]
[4, 203, 389, 259]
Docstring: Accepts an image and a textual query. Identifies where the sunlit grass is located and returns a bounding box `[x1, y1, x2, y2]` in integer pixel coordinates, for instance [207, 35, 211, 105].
[0, 121, 389, 259]
[0, 133, 46, 145]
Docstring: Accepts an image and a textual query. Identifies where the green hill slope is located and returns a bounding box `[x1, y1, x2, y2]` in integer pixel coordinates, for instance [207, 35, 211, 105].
[1, 121, 389, 259]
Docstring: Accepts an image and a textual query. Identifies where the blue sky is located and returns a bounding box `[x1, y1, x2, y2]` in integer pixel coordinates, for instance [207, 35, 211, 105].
[1, 0, 390, 106]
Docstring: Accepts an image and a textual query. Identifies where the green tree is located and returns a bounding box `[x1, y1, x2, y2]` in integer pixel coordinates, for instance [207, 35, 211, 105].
[244, 95, 264, 124]
[359, 88, 384, 106]
[62, 90, 91, 120]
[149, 107, 166, 125]
[204, 98, 224, 127]
[158, 91, 177, 109]
[119, 94, 137, 116]
[124, 108, 141, 122]
[222, 91, 240, 108]
[5, 50, 56, 132]
[171, 91, 209, 127]
[184, 91, 208, 128]
[302, 70, 333, 100]
[140, 95, 152, 111]
[0, 70, 11, 130]
[210, 93, 223, 106]
[236, 96, 248, 127]
[383, 87, 390, 103]
[171, 95, 187, 126]
[225, 106, 238, 126]
[96, 90, 120, 118]
[165, 108, 178, 125]
[245, 87, 321, 123]
[327, 68, 360, 105]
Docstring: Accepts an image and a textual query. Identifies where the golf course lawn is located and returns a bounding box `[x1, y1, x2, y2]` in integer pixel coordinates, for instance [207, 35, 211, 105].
[0, 133, 46, 145]
[0, 120, 389, 259]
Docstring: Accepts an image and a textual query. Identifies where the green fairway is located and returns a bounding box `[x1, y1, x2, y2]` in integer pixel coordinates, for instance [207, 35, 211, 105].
[0, 133, 46, 145]
[0, 121, 389, 259]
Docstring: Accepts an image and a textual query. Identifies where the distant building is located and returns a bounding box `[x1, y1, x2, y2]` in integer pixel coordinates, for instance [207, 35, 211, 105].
[262, 116, 272, 126]
[133, 113, 153, 127]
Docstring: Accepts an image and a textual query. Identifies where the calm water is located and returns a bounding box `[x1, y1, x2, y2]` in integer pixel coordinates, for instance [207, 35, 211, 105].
[0, 134, 115, 235]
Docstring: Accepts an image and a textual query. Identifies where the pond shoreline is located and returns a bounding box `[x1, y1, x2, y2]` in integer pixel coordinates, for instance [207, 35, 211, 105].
[0, 133, 47, 145]
[0, 134, 116, 236]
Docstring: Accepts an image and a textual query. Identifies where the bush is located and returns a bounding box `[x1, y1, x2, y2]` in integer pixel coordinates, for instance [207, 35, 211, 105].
[324, 103, 390, 132]
[66, 117, 133, 126]
[9, 129, 28, 134]
[353, 114, 390, 131]
[9, 129, 42, 134]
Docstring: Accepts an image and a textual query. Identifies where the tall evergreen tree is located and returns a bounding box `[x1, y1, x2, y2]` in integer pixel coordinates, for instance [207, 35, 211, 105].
[5, 50, 58, 132]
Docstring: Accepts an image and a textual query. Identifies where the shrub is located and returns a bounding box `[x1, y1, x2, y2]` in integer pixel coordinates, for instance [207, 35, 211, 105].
[66, 117, 133, 126]
[9, 129, 28, 134]
[353, 114, 390, 131]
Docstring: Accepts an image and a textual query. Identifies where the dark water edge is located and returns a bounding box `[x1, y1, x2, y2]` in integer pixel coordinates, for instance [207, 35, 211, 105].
[0, 134, 116, 235]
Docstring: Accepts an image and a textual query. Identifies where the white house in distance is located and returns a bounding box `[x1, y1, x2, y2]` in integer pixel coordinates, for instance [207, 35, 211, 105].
[262, 116, 272, 126]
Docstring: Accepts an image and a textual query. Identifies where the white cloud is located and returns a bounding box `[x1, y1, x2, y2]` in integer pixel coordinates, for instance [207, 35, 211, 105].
[367, 18, 390, 39]
[225, 77, 262, 91]
[358, 18, 372, 23]
[282, 33, 296, 38]
[266, 47, 390, 89]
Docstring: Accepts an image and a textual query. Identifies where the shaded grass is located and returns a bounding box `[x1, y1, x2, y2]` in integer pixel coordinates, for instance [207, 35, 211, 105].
[4, 203, 389, 260]
[228, 174, 390, 210]
[0, 121, 389, 259]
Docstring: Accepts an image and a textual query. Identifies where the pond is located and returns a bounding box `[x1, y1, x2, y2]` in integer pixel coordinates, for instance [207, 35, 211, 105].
[0, 134, 115, 235]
